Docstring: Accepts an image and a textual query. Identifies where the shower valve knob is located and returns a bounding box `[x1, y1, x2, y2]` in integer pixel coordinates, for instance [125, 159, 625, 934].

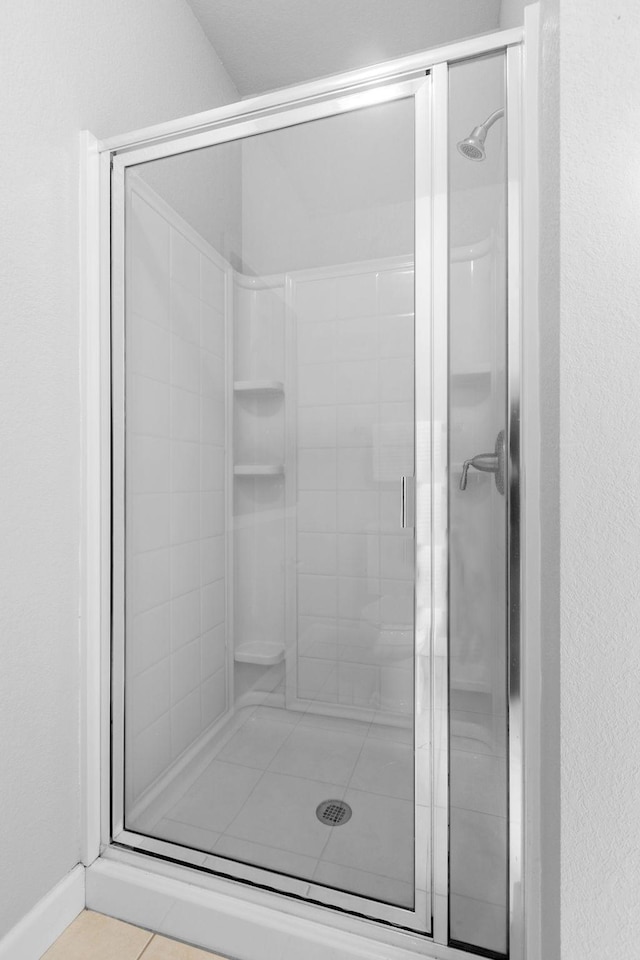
[459, 430, 505, 495]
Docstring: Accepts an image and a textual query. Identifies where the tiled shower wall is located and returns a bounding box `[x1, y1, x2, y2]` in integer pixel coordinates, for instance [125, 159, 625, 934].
[126, 184, 228, 807]
[293, 264, 415, 715]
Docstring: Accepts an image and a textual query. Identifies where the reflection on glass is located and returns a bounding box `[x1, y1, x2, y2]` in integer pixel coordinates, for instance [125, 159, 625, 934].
[447, 52, 509, 956]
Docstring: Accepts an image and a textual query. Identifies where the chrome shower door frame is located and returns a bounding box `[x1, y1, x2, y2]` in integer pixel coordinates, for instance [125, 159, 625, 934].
[83, 19, 535, 960]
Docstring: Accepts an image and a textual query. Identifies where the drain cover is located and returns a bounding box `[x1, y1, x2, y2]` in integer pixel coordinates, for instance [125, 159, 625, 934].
[316, 799, 352, 826]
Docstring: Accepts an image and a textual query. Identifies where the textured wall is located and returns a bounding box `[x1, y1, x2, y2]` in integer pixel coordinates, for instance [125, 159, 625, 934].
[560, 0, 640, 957]
[0, 0, 236, 938]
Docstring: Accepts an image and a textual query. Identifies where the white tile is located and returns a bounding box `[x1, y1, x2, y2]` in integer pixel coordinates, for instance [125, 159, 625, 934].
[380, 666, 414, 714]
[131, 658, 171, 734]
[170, 440, 200, 493]
[201, 624, 226, 679]
[379, 314, 414, 359]
[201, 256, 225, 310]
[171, 639, 201, 703]
[337, 446, 374, 489]
[295, 277, 336, 322]
[269, 725, 363, 785]
[171, 335, 200, 392]
[131, 714, 171, 798]
[201, 668, 227, 727]
[337, 491, 378, 533]
[379, 489, 402, 533]
[201, 579, 225, 632]
[298, 659, 337, 702]
[201, 445, 225, 491]
[368, 719, 413, 744]
[168, 760, 262, 833]
[311, 861, 413, 909]
[335, 360, 378, 405]
[296, 490, 336, 533]
[225, 771, 341, 858]
[131, 251, 170, 330]
[338, 533, 379, 578]
[170, 492, 200, 544]
[130, 493, 170, 553]
[171, 388, 200, 442]
[349, 738, 413, 800]
[210, 836, 317, 884]
[155, 818, 220, 854]
[338, 576, 379, 621]
[170, 282, 200, 345]
[298, 712, 372, 737]
[201, 535, 226, 584]
[336, 273, 377, 319]
[338, 661, 380, 708]
[131, 548, 170, 614]
[450, 751, 507, 817]
[129, 436, 170, 493]
[380, 534, 414, 580]
[298, 574, 337, 618]
[171, 540, 200, 598]
[201, 396, 225, 445]
[337, 619, 380, 666]
[297, 532, 336, 575]
[170, 589, 201, 650]
[171, 230, 200, 292]
[132, 193, 169, 280]
[129, 375, 170, 438]
[336, 404, 376, 447]
[380, 579, 414, 626]
[130, 314, 170, 381]
[171, 688, 202, 758]
[336, 316, 378, 360]
[200, 346, 225, 394]
[297, 321, 336, 365]
[377, 269, 414, 315]
[379, 358, 414, 403]
[298, 363, 336, 406]
[297, 406, 336, 448]
[297, 448, 336, 490]
[449, 894, 508, 955]
[201, 491, 225, 537]
[321, 788, 414, 882]
[298, 617, 338, 659]
[218, 715, 294, 769]
[449, 808, 508, 906]
[129, 603, 171, 675]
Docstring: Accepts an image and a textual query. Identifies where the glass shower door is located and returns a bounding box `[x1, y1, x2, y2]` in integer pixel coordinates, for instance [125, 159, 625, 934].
[111, 76, 432, 934]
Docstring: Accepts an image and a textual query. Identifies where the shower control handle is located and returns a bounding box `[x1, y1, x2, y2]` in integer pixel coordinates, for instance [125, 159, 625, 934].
[459, 430, 505, 495]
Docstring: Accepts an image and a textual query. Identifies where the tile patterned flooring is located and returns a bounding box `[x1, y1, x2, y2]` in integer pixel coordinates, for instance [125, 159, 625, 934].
[42, 910, 225, 959]
[139, 705, 416, 908]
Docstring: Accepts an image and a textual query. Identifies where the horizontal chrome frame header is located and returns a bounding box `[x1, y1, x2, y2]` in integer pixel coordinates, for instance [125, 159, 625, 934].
[99, 26, 523, 155]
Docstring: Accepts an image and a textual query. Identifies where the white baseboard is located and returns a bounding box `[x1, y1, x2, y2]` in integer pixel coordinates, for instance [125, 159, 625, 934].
[86, 856, 473, 960]
[0, 864, 85, 960]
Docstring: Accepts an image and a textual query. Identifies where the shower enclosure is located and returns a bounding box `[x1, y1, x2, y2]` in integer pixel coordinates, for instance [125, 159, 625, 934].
[86, 21, 533, 960]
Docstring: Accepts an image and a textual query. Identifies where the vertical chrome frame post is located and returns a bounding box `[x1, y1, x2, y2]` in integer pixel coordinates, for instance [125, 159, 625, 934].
[430, 60, 449, 947]
[506, 43, 524, 960]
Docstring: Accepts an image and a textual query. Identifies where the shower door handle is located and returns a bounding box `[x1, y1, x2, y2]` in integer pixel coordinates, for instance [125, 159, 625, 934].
[400, 476, 415, 529]
[459, 430, 506, 495]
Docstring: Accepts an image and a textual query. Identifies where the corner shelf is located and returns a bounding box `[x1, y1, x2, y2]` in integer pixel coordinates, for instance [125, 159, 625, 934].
[234, 464, 284, 476]
[234, 380, 284, 395]
[234, 641, 285, 666]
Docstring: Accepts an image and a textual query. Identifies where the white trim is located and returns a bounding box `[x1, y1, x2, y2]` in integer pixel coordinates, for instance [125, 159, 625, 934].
[522, 5, 543, 959]
[80, 131, 102, 866]
[86, 858, 477, 960]
[100, 28, 523, 155]
[0, 865, 85, 960]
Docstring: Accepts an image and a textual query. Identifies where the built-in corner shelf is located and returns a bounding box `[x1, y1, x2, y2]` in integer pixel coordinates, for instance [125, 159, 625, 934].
[234, 464, 284, 477]
[234, 380, 284, 395]
[234, 641, 285, 665]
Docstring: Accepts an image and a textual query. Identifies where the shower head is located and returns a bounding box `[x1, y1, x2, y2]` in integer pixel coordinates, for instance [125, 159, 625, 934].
[457, 108, 505, 162]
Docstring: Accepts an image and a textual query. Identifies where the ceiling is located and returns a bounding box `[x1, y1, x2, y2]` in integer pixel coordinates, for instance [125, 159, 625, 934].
[184, 0, 503, 97]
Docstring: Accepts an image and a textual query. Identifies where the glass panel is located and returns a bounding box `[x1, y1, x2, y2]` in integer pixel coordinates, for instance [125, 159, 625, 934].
[447, 53, 509, 956]
[121, 98, 419, 915]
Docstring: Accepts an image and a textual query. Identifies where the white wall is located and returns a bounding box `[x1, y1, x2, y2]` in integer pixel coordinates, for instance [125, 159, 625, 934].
[560, 1, 640, 957]
[0, 0, 236, 938]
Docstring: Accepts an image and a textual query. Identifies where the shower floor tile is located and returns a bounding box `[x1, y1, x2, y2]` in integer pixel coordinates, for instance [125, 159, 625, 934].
[145, 705, 415, 909]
